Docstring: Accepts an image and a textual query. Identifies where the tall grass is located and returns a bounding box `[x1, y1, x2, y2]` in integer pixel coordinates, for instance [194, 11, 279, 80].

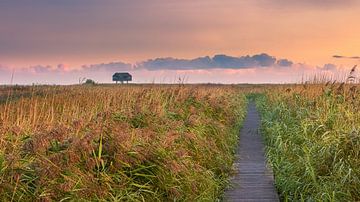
[0, 85, 246, 201]
[257, 72, 360, 201]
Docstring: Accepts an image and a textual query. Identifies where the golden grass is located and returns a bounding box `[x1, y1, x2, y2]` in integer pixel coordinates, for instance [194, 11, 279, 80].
[0, 84, 247, 201]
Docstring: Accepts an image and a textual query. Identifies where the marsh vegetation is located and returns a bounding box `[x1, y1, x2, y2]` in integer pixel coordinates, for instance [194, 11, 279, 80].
[0, 77, 359, 201]
[0, 85, 246, 201]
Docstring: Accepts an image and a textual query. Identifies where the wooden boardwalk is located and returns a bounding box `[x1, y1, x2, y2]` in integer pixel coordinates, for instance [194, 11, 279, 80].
[224, 102, 279, 202]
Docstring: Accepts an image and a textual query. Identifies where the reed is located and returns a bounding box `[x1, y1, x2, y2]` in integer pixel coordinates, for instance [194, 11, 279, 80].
[257, 67, 360, 201]
[0, 84, 247, 201]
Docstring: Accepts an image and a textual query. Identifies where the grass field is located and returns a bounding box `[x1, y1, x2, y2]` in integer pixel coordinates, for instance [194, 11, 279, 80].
[257, 81, 360, 201]
[1, 81, 359, 201]
[0, 85, 247, 201]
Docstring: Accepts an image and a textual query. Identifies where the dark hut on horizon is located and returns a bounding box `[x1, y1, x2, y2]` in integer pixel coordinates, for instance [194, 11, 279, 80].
[112, 72, 132, 84]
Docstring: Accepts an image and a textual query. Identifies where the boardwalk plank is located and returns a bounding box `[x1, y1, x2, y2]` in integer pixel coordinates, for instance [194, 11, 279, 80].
[224, 102, 279, 202]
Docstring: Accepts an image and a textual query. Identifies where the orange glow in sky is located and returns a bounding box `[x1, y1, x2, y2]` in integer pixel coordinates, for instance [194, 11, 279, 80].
[0, 0, 359, 84]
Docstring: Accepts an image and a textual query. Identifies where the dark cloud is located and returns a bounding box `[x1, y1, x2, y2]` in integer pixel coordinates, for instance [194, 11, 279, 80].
[333, 55, 360, 59]
[136, 56, 214, 70]
[252, 54, 277, 66]
[213, 53, 277, 68]
[81, 62, 132, 72]
[18, 54, 282, 73]
[1, 54, 294, 73]
[277, 59, 293, 67]
[138, 53, 282, 70]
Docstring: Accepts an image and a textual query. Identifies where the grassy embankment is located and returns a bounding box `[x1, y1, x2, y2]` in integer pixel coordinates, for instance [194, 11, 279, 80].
[257, 80, 360, 201]
[0, 85, 247, 201]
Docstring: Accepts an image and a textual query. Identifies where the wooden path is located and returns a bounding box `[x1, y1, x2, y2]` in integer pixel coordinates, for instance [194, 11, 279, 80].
[224, 102, 279, 202]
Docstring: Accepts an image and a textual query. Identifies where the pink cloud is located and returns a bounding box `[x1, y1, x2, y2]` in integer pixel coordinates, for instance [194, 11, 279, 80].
[56, 64, 71, 72]
[0, 55, 357, 85]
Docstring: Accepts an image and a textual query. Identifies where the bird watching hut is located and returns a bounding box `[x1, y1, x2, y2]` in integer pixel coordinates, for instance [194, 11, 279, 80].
[112, 72, 132, 84]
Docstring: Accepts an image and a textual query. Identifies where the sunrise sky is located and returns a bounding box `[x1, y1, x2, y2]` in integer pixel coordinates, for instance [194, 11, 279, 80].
[0, 0, 359, 84]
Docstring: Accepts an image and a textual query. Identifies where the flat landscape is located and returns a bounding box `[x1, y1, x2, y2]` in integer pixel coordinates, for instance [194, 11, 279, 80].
[0, 82, 359, 201]
[1, 1, 360, 201]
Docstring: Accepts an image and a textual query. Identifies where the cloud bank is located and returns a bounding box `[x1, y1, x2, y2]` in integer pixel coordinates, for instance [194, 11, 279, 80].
[0, 53, 349, 84]
[137, 53, 290, 70]
[1, 53, 292, 74]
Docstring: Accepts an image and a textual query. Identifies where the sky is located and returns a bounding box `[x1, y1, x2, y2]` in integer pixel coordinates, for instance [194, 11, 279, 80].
[0, 0, 359, 84]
